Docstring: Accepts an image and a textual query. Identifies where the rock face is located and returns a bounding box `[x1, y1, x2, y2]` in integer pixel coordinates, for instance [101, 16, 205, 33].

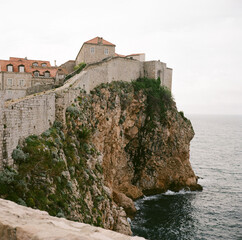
[89, 81, 202, 199]
[0, 79, 202, 236]
[0, 198, 145, 240]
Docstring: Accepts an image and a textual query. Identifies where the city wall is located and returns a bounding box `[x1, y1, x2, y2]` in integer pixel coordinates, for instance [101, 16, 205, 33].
[1, 93, 55, 168]
[0, 57, 172, 168]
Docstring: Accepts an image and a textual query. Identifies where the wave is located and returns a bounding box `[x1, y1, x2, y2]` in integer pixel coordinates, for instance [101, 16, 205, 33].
[163, 189, 196, 195]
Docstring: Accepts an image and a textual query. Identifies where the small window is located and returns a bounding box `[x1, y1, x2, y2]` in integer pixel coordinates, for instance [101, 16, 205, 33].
[90, 47, 95, 54]
[19, 79, 25, 86]
[7, 64, 13, 72]
[44, 71, 50, 77]
[19, 65, 25, 72]
[41, 63, 47, 67]
[33, 62, 38, 67]
[104, 48, 109, 55]
[33, 71, 39, 77]
[7, 78, 13, 86]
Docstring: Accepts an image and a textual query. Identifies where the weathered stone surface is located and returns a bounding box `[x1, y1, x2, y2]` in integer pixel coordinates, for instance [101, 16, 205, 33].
[113, 191, 137, 217]
[89, 84, 202, 199]
[0, 198, 145, 240]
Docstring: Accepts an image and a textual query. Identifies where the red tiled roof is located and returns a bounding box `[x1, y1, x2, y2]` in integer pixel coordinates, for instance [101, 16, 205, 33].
[0, 57, 64, 78]
[115, 53, 126, 57]
[84, 37, 115, 46]
[126, 53, 145, 57]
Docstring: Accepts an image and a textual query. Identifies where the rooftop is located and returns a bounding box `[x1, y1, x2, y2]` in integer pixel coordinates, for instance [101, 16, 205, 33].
[0, 57, 66, 77]
[84, 37, 116, 46]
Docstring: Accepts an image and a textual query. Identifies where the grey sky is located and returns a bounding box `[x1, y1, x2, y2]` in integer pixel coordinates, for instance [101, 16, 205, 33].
[1, 0, 241, 115]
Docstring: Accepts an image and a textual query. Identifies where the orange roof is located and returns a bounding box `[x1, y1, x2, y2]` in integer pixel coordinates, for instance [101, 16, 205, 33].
[126, 53, 145, 57]
[84, 37, 115, 46]
[115, 53, 125, 57]
[0, 57, 65, 78]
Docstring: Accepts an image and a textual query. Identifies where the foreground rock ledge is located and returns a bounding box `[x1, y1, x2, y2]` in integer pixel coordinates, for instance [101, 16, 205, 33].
[0, 199, 145, 240]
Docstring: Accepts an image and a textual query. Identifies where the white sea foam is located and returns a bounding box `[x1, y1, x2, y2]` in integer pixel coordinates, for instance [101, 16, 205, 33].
[143, 195, 160, 201]
[163, 189, 193, 195]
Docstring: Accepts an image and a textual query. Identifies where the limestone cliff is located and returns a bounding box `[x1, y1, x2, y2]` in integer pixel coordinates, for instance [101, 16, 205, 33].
[90, 80, 202, 199]
[0, 78, 202, 236]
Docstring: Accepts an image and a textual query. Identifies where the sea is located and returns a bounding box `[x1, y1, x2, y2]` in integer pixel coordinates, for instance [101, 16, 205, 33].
[131, 115, 242, 240]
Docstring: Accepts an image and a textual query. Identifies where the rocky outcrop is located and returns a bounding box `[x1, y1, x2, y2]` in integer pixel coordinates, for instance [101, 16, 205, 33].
[0, 198, 145, 240]
[89, 80, 202, 199]
[0, 79, 202, 236]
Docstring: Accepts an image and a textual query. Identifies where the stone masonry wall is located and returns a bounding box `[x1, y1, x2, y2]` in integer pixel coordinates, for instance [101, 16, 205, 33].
[164, 68, 173, 90]
[1, 90, 26, 101]
[144, 61, 172, 90]
[73, 57, 143, 93]
[2, 93, 55, 167]
[0, 93, 3, 169]
[0, 57, 172, 168]
[76, 44, 115, 65]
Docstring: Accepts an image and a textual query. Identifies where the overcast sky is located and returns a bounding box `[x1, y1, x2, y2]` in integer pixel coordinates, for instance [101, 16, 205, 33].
[0, 0, 241, 115]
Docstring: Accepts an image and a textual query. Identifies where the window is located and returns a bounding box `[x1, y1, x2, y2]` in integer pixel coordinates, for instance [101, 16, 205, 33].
[90, 47, 95, 54]
[33, 71, 39, 77]
[44, 71, 50, 77]
[7, 78, 13, 86]
[18, 65, 25, 72]
[33, 62, 38, 67]
[7, 64, 13, 72]
[19, 79, 25, 86]
[104, 48, 109, 55]
[41, 63, 47, 67]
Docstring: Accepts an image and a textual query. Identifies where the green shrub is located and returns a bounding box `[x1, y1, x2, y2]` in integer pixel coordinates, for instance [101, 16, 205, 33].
[179, 111, 188, 121]
[0, 167, 17, 185]
[12, 149, 27, 162]
[74, 62, 86, 74]
[132, 77, 174, 122]
[53, 121, 63, 130]
[42, 130, 51, 137]
[66, 106, 80, 117]
[77, 127, 91, 143]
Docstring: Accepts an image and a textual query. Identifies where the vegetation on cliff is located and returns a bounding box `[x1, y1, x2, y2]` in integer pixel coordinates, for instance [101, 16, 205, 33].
[0, 93, 130, 233]
[0, 78, 201, 234]
[0, 120, 107, 225]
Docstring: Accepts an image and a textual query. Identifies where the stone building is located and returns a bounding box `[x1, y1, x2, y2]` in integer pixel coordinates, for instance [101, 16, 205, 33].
[76, 37, 116, 65]
[0, 57, 66, 100]
[75, 37, 146, 67]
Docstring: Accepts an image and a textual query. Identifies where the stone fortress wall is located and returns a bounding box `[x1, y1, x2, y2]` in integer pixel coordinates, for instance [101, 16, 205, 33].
[0, 57, 172, 169]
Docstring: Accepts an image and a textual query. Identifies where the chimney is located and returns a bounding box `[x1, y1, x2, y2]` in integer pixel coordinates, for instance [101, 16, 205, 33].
[25, 57, 28, 60]
[98, 37, 103, 44]
[54, 60, 57, 66]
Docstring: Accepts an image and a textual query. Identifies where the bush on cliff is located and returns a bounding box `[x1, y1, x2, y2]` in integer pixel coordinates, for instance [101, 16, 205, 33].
[0, 102, 107, 227]
[74, 62, 86, 74]
[132, 77, 173, 122]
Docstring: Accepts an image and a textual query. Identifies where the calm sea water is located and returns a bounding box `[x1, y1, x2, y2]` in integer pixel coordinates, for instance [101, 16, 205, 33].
[131, 115, 242, 240]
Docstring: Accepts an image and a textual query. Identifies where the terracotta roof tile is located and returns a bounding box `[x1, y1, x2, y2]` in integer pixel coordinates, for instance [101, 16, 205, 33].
[84, 37, 115, 46]
[126, 53, 145, 57]
[0, 57, 65, 78]
[115, 53, 126, 57]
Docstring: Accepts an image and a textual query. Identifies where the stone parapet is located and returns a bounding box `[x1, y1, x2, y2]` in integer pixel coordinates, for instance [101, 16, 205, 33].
[0, 198, 145, 240]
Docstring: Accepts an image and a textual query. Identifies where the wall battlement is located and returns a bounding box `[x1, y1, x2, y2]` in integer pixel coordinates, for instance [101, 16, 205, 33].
[0, 57, 172, 168]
